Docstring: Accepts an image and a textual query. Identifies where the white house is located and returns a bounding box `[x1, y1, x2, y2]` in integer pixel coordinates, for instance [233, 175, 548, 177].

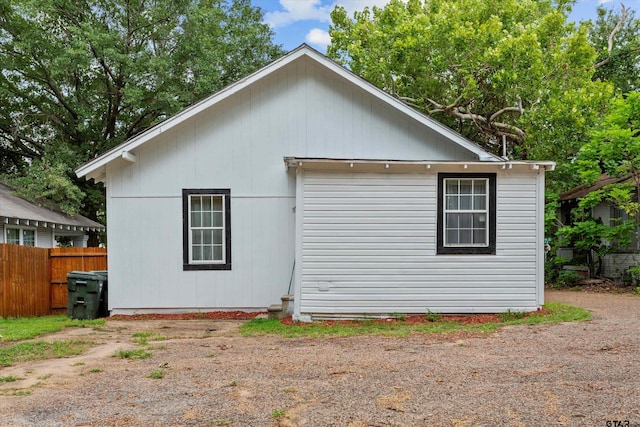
[76, 45, 554, 320]
[0, 182, 105, 248]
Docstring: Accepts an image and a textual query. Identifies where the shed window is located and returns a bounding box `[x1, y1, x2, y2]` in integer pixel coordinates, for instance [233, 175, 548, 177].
[6, 226, 36, 246]
[437, 173, 496, 254]
[182, 189, 231, 270]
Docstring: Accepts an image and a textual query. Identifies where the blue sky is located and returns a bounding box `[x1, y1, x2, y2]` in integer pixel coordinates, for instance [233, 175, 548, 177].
[252, 0, 639, 52]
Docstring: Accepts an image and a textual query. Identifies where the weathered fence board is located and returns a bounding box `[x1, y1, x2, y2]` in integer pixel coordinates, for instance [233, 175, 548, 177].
[0, 244, 50, 317]
[0, 244, 107, 317]
[49, 247, 107, 315]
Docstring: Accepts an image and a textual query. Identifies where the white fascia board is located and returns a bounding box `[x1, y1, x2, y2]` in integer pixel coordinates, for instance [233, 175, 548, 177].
[284, 157, 555, 171]
[76, 44, 500, 179]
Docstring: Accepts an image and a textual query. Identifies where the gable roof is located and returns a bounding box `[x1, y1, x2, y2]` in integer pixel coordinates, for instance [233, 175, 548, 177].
[0, 182, 105, 231]
[76, 44, 501, 182]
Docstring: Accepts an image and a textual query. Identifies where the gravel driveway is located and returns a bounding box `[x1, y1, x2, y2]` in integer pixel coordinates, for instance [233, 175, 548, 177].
[1, 290, 639, 427]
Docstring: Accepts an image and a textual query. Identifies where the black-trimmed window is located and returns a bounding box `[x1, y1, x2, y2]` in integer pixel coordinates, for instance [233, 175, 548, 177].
[183, 189, 231, 270]
[437, 173, 496, 255]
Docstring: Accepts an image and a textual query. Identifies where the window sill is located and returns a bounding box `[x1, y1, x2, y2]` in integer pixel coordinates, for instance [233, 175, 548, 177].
[183, 263, 232, 271]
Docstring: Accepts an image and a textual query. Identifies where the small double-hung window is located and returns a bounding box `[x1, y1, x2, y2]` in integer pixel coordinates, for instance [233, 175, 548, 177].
[437, 173, 496, 254]
[183, 189, 231, 270]
[5, 227, 36, 246]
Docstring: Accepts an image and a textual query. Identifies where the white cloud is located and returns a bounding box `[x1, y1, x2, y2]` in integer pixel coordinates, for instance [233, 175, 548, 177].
[598, 0, 614, 4]
[264, 0, 396, 28]
[264, 0, 332, 28]
[305, 28, 332, 49]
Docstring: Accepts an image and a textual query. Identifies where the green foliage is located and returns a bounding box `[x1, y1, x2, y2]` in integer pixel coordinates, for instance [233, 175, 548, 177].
[0, 0, 283, 219]
[328, 0, 608, 175]
[425, 309, 442, 322]
[272, 409, 287, 418]
[146, 369, 166, 379]
[0, 316, 104, 342]
[589, 6, 640, 94]
[389, 312, 406, 321]
[498, 309, 526, 322]
[555, 270, 581, 288]
[240, 303, 590, 338]
[0, 340, 91, 366]
[113, 349, 152, 360]
[0, 375, 18, 383]
[559, 92, 640, 276]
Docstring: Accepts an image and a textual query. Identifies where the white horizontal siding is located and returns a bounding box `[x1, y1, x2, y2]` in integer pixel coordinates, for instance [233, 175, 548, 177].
[299, 170, 541, 316]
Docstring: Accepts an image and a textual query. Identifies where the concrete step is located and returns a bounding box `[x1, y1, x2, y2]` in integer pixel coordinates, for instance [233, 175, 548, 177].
[268, 304, 283, 319]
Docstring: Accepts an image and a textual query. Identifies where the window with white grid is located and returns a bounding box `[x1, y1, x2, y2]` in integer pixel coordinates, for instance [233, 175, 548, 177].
[183, 189, 231, 270]
[437, 173, 496, 255]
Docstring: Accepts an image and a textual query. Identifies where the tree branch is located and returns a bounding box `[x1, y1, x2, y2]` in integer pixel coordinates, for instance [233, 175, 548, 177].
[594, 3, 629, 69]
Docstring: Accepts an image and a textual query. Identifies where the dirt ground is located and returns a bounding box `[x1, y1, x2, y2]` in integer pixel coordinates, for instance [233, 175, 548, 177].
[0, 290, 639, 427]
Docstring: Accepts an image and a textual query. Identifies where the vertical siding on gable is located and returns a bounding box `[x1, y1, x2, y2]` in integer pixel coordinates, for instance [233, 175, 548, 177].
[300, 170, 540, 316]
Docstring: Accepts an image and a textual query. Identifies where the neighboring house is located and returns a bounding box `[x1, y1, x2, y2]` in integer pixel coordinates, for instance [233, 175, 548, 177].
[559, 174, 640, 280]
[76, 45, 554, 320]
[0, 182, 105, 248]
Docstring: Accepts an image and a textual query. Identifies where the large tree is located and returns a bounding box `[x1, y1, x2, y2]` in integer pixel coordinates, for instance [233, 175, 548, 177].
[328, 0, 613, 190]
[0, 0, 283, 226]
[590, 4, 640, 94]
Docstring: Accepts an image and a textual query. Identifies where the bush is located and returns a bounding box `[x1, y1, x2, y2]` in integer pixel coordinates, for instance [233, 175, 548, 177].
[554, 270, 581, 288]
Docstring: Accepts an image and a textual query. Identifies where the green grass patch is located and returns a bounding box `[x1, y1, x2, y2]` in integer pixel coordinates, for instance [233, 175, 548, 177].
[132, 332, 167, 346]
[0, 316, 105, 342]
[146, 369, 166, 379]
[0, 375, 19, 383]
[240, 303, 590, 338]
[0, 340, 91, 367]
[113, 349, 152, 360]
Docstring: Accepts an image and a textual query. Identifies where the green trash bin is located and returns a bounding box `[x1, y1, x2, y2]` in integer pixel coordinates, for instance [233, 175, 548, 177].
[90, 270, 109, 318]
[67, 271, 106, 320]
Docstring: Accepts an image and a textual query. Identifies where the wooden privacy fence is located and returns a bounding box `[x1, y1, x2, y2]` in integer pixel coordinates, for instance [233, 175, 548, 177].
[0, 244, 107, 317]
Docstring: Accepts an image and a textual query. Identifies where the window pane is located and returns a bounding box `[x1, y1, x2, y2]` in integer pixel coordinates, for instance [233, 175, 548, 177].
[203, 212, 213, 227]
[212, 196, 223, 211]
[203, 245, 213, 261]
[473, 213, 487, 228]
[446, 195, 458, 210]
[213, 229, 223, 244]
[446, 230, 458, 245]
[191, 212, 201, 228]
[473, 229, 487, 245]
[213, 212, 223, 227]
[474, 180, 486, 194]
[193, 230, 202, 244]
[459, 195, 472, 210]
[26, 231, 34, 245]
[459, 213, 472, 228]
[192, 246, 203, 261]
[459, 180, 473, 194]
[446, 180, 458, 194]
[202, 196, 211, 211]
[203, 230, 213, 244]
[459, 229, 472, 244]
[474, 195, 486, 210]
[191, 196, 201, 211]
[446, 213, 459, 228]
[6, 228, 19, 244]
[213, 245, 223, 261]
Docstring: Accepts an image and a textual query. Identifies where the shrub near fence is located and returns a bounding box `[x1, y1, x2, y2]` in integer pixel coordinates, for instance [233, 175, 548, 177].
[0, 244, 107, 317]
